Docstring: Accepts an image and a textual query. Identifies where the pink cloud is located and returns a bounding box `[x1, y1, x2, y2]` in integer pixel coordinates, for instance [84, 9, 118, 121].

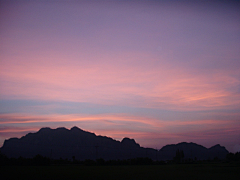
[1, 0, 240, 153]
[1, 54, 239, 111]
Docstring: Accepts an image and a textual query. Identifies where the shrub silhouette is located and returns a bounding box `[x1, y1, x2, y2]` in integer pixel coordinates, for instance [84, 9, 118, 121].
[226, 152, 240, 162]
[173, 149, 184, 163]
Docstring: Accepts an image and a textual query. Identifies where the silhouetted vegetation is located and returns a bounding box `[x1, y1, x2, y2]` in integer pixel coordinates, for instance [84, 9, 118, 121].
[1, 151, 240, 166]
[0, 152, 156, 166]
[226, 152, 240, 161]
[173, 149, 184, 163]
[1, 151, 239, 180]
[1, 163, 239, 180]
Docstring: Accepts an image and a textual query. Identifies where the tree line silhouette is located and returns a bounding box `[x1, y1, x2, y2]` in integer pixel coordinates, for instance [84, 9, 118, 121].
[1, 150, 239, 166]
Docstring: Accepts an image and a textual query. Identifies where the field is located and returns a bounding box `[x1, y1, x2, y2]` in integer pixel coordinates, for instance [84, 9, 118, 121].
[1, 163, 239, 180]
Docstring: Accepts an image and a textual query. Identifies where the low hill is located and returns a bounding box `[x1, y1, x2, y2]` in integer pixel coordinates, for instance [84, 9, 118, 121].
[0, 126, 229, 161]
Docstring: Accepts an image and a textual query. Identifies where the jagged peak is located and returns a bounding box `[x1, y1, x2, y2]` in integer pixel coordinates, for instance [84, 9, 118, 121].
[209, 144, 226, 149]
[37, 127, 69, 134]
[177, 142, 199, 145]
[121, 137, 134, 142]
[177, 142, 188, 145]
[38, 127, 52, 132]
[121, 137, 140, 147]
[161, 142, 207, 151]
[208, 144, 229, 153]
[0, 127, 229, 160]
[70, 126, 83, 131]
[177, 142, 205, 147]
[56, 127, 68, 131]
[211, 144, 220, 147]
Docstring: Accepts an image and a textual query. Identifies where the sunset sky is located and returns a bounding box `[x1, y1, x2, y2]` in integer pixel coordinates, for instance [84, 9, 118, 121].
[0, 0, 240, 153]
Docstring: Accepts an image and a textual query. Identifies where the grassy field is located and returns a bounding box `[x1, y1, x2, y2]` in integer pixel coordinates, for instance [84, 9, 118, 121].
[1, 163, 239, 180]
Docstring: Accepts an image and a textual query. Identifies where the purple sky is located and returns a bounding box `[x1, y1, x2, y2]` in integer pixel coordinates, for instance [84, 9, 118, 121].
[0, 0, 240, 152]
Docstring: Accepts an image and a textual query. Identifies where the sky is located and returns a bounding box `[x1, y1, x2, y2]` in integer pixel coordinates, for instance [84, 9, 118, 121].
[0, 0, 240, 153]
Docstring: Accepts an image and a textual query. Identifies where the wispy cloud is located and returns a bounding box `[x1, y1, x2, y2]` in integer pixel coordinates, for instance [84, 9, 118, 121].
[0, 112, 239, 151]
[1, 58, 239, 111]
[0, 0, 239, 152]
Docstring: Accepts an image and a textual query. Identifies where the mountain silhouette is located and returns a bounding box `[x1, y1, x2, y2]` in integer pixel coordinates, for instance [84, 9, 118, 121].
[0, 126, 229, 161]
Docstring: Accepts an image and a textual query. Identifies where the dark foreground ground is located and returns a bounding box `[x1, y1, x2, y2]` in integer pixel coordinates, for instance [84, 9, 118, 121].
[1, 163, 239, 180]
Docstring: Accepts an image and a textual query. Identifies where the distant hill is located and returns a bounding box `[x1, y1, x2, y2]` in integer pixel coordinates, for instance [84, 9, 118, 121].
[160, 142, 228, 160]
[0, 126, 229, 161]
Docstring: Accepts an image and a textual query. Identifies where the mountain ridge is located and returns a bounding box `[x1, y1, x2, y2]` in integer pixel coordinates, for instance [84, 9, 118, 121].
[0, 126, 229, 161]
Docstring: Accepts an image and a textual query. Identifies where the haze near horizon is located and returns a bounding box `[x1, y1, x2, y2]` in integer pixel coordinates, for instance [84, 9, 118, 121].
[0, 0, 240, 153]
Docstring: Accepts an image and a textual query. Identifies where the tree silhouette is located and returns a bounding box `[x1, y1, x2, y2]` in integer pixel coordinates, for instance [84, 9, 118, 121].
[174, 149, 184, 163]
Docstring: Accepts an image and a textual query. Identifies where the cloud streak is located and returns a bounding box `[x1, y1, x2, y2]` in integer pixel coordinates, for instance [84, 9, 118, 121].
[0, 0, 240, 152]
[1, 56, 239, 111]
[0, 112, 239, 151]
